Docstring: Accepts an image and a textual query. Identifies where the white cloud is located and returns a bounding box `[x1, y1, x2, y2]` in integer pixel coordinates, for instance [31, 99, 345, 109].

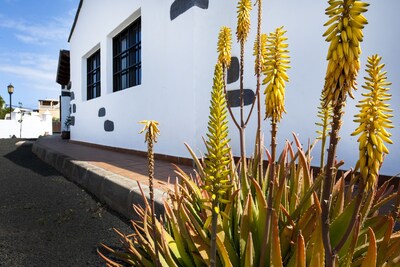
[0, 64, 55, 82]
[0, 11, 74, 46]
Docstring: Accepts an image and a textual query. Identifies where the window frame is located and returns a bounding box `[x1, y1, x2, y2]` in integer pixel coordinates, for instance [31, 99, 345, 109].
[87, 49, 101, 100]
[112, 17, 141, 92]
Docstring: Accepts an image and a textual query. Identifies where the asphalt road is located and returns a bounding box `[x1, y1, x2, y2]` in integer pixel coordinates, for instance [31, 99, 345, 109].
[0, 139, 132, 266]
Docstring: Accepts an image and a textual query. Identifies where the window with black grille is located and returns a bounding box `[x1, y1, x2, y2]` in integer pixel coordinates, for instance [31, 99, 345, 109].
[87, 50, 101, 100]
[113, 17, 141, 92]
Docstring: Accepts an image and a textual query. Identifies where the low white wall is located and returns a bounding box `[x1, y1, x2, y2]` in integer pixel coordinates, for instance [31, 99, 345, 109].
[0, 109, 53, 139]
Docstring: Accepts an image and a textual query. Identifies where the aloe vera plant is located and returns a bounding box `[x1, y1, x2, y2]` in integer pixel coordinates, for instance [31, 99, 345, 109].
[100, 1, 400, 266]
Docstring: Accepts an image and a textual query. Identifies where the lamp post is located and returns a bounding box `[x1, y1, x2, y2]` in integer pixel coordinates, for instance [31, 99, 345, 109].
[7, 84, 14, 119]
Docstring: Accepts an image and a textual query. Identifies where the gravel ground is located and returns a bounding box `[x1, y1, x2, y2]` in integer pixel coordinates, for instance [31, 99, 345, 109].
[0, 139, 132, 266]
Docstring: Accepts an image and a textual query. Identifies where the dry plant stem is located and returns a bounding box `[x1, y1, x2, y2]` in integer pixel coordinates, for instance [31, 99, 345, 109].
[259, 120, 277, 267]
[319, 126, 328, 199]
[210, 202, 218, 267]
[256, 0, 263, 182]
[321, 97, 345, 267]
[147, 138, 161, 267]
[239, 40, 247, 176]
[320, 130, 328, 170]
[223, 68, 240, 130]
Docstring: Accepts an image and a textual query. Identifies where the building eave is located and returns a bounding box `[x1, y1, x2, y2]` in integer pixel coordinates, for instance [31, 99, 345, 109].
[56, 50, 70, 86]
[67, 0, 83, 42]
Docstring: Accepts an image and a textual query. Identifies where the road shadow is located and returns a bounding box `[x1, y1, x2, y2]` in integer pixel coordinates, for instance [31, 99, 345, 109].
[2, 138, 60, 177]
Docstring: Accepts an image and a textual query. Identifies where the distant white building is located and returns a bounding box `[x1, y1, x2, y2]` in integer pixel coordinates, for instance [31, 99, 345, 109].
[0, 108, 53, 138]
[57, 0, 400, 176]
[38, 99, 60, 120]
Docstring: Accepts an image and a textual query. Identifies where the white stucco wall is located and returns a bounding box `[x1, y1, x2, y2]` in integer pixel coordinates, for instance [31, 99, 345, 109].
[69, 0, 400, 176]
[0, 109, 52, 138]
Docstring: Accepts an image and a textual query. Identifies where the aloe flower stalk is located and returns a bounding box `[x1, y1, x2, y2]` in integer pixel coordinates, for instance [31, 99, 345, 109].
[352, 55, 393, 190]
[236, 0, 252, 179]
[217, 26, 233, 69]
[252, 0, 264, 185]
[316, 97, 332, 170]
[263, 26, 290, 123]
[259, 26, 290, 267]
[236, 0, 252, 44]
[204, 63, 232, 267]
[322, 0, 369, 107]
[253, 33, 267, 75]
[139, 120, 161, 267]
[321, 1, 369, 266]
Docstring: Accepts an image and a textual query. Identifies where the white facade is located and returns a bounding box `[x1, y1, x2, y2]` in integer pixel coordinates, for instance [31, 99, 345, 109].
[69, 0, 400, 176]
[0, 109, 53, 138]
[61, 85, 71, 132]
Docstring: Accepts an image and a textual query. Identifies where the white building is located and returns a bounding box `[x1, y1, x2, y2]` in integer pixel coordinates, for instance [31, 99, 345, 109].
[0, 109, 53, 139]
[60, 0, 400, 176]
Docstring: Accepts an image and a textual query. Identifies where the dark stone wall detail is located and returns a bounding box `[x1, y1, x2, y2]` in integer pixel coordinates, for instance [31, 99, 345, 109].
[170, 0, 209, 20]
[227, 89, 254, 107]
[61, 91, 71, 97]
[227, 57, 239, 84]
[104, 120, 114, 132]
[70, 91, 75, 100]
[98, 108, 106, 117]
[72, 104, 76, 113]
[70, 116, 75, 126]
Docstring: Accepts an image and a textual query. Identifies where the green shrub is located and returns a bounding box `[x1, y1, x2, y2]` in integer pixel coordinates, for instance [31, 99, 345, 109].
[99, 0, 400, 266]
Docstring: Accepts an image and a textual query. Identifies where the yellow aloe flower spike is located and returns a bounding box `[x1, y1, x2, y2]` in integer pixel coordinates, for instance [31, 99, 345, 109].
[253, 33, 267, 75]
[236, 0, 252, 43]
[204, 63, 232, 210]
[322, 0, 369, 106]
[217, 26, 232, 69]
[263, 26, 290, 122]
[139, 120, 160, 143]
[351, 55, 393, 190]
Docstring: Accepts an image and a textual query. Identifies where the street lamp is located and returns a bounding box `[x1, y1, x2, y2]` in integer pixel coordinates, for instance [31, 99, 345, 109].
[7, 83, 14, 119]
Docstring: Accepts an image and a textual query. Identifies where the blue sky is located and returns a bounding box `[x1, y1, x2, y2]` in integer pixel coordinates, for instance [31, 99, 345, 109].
[0, 0, 79, 110]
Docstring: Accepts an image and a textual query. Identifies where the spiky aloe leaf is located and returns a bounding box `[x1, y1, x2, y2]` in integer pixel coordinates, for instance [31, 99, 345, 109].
[216, 220, 237, 267]
[308, 194, 325, 267]
[163, 203, 195, 267]
[270, 211, 283, 267]
[185, 222, 211, 266]
[361, 228, 377, 267]
[330, 197, 358, 248]
[377, 216, 395, 265]
[295, 232, 306, 267]
[244, 233, 255, 267]
[331, 177, 345, 219]
[240, 194, 253, 260]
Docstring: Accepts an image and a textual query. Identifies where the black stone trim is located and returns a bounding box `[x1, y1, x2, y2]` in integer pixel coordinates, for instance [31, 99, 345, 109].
[104, 120, 114, 132]
[70, 116, 75, 126]
[61, 91, 71, 97]
[170, 0, 209, 20]
[98, 108, 106, 117]
[227, 89, 255, 107]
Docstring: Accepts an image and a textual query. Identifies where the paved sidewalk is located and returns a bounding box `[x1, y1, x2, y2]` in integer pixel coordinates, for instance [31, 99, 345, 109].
[32, 135, 194, 219]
